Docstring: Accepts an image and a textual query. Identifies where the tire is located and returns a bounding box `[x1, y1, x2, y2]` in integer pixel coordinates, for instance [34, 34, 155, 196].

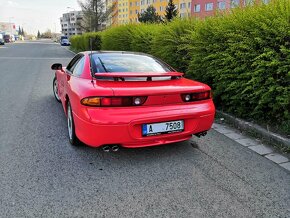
[67, 101, 80, 146]
[53, 77, 61, 102]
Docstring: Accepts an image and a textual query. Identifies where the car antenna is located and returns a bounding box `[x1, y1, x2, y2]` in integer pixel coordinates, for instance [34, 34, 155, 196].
[89, 37, 94, 83]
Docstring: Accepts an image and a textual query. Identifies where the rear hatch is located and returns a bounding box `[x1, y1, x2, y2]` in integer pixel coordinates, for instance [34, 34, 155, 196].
[96, 77, 209, 106]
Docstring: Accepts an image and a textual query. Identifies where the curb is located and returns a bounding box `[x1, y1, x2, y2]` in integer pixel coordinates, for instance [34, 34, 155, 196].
[216, 110, 290, 150]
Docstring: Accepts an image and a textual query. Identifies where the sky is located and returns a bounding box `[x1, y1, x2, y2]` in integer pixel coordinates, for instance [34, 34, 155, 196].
[0, 0, 81, 34]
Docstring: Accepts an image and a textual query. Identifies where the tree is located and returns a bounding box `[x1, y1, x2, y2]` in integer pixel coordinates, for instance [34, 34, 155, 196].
[165, 0, 178, 22]
[37, 30, 41, 39]
[78, 0, 116, 32]
[18, 26, 22, 35]
[41, 29, 52, 38]
[138, 5, 163, 23]
[21, 28, 25, 37]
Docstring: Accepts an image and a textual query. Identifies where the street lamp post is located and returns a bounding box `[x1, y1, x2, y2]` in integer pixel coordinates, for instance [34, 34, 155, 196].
[9, 17, 14, 34]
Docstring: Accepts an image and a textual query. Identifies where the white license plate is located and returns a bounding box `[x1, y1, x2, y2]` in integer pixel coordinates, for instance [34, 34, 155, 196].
[142, 120, 184, 136]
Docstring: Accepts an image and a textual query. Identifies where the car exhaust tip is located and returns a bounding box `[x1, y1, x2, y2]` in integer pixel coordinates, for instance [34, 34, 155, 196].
[194, 131, 207, 138]
[102, 145, 111, 152]
[111, 145, 120, 152]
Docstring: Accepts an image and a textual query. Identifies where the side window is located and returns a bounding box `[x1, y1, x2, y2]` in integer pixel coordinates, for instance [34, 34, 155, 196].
[66, 54, 82, 72]
[72, 57, 85, 76]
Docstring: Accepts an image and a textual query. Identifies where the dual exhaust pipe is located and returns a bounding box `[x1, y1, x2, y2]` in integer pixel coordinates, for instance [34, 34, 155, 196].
[102, 145, 120, 152]
[101, 132, 208, 152]
[194, 131, 207, 138]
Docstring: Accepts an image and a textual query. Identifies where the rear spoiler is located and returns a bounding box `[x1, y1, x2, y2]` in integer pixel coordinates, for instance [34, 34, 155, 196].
[94, 72, 184, 78]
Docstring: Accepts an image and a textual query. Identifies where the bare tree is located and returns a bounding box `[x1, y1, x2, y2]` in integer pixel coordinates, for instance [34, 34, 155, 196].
[78, 0, 116, 32]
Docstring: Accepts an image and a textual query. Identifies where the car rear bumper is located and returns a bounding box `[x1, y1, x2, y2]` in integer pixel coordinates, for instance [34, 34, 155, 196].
[73, 101, 215, 148]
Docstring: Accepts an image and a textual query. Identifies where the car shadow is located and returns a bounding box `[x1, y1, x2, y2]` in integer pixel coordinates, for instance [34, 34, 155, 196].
[35, 94, 197, 167]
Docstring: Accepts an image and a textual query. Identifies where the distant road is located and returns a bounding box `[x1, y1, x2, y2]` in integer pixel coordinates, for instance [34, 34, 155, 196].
[0, 41, 289, 217]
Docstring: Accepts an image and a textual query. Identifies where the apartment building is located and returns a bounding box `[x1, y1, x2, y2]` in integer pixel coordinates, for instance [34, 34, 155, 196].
[60, 11, 84, 37]
[107, 0, 270, 26]
[191, 0, 270, 18]
[129, 0, 140, 23]
[107, 0, 119, 26]
[179, 0, 192, 18]
[118, 0, 130, 24]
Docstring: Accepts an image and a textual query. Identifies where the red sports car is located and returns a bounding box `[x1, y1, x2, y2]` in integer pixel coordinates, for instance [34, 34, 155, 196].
[52, 51, 215, 151]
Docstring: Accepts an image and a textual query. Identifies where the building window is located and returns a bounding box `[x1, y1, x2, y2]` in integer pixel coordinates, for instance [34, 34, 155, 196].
[147, 0, 151, 4]
[244, 0, 254, 5]
[188, 2, 191, 8]
[141, 0, 144, 5]
[136, 9, 138, 14]
[130, 2, 132, 6]
[141, 9, 144, 13]
[160, 6, 163, 11]
[136, 2, 139, 6]
[180, 3, 186, 9]
[205, 3, 214, 11]
[130, 10, 132, 14]
[194, 4, 201, 12]
[218, 1, 226, 9]
[231, 0, 239, 8]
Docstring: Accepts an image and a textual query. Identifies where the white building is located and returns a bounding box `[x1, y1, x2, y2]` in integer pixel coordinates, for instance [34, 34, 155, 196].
[60, 11, 84, 37]
[0, 22, 17, 35]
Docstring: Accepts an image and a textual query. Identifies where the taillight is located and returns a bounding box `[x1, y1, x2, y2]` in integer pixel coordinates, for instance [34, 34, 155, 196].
[181, 91, 212, 102]
[81, 96, 147, 107]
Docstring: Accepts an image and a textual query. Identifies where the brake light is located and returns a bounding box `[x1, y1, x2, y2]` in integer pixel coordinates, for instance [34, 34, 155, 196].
[81, 96, 147, 107]
[181, 91, 212, 102]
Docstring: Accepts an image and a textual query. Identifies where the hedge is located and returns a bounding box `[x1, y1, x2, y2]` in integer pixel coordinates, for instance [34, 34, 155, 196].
[70, 32, 101, 52]
[70, 0, 290, 134]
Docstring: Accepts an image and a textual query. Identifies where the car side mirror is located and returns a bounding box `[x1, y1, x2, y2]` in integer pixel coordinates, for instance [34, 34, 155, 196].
[51, 63, 63, 71]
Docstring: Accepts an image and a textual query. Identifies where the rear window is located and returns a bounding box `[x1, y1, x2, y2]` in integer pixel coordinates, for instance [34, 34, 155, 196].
[91, 53, 174, 74]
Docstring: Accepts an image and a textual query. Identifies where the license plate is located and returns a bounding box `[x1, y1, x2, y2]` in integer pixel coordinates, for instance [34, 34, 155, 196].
[142, 120, 184, 136]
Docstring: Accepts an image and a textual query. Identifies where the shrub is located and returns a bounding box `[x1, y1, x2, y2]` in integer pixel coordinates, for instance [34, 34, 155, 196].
[70, 32, 101, 52]
[101, 23, 160, 53]
[151, 18, 196, 72]
[187, 0, 290, 124]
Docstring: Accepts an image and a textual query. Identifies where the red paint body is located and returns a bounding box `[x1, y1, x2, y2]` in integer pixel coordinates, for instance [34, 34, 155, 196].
[54, 52, 215, 148]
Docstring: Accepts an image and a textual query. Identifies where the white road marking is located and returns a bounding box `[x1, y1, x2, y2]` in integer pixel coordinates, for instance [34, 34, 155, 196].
[15, 41, 57, 45]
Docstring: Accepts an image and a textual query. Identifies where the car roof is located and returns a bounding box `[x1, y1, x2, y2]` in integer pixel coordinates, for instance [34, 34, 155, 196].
[80, 51, 152, 57]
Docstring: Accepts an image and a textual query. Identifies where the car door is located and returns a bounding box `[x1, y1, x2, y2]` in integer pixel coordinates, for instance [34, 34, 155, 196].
[63, 54, 85, 110]
[59, 54, 82, 99]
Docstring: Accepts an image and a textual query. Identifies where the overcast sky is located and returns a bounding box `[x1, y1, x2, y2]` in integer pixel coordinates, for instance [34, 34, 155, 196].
[0, 0, 81, 34]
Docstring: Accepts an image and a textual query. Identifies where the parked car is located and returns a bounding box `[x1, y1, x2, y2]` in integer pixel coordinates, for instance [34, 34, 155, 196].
[0, 34, 4, 45]
[51, 51, 215, 151]
[4, 34, 14, 43]
[60, 35, 68, 41]
[60, 38, 70, 46]
[4, 34, 11, 43]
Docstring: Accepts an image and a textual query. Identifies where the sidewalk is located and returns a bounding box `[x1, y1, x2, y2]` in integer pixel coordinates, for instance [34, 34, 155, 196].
[212, 111, 290, 172]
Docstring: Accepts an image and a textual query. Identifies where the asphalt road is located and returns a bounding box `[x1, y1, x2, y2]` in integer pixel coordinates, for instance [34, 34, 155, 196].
[0, 41, 289, 218]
